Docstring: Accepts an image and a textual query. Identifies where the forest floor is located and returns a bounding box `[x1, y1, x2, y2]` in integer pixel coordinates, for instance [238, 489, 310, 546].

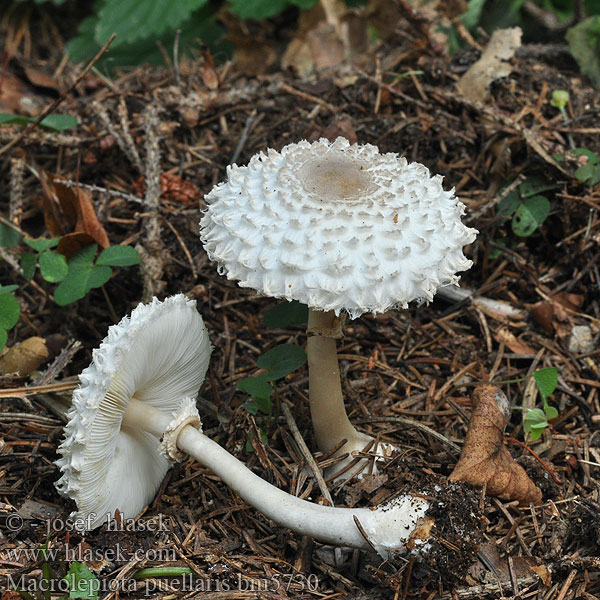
[0, 5, 599, 599]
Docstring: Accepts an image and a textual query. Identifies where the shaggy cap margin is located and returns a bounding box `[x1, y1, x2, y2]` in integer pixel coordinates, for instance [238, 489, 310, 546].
[55, 294, 212, 530]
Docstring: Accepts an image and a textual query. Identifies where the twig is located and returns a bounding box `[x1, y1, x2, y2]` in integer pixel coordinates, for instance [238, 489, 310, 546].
[352, 515, 378, 554]
[0, 34, 117, 157]
[137, 105, 168, 301]
[279, 82, 337, 113]
[9, 155, 25, 226]
[468, 173, 527, 222]
[505, 437, 563, 485]
[117, 98, 143, 171]
[0, 380, 78, 399]
[281, 402, 334, 506]
[53, 179, 144, 204]
[363, 416, 461, 455]
[230, 109, 258, 165]
[32, 339, 81, 387]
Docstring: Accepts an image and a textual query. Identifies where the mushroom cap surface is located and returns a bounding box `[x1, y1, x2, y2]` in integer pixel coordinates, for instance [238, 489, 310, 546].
[55, 294, 212, 529]
[201, 137, 478, 319]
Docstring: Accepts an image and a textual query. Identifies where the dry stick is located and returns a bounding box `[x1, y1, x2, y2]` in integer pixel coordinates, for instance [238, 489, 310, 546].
[54, 179, 144, 205]
[281, 402, 334, 506]
[364, 416, 461, 455]
[0, 34, 117, 157]
[138, 105, 167, 301]
[9, 155, 25, 226]
[117, 98, 143, 171]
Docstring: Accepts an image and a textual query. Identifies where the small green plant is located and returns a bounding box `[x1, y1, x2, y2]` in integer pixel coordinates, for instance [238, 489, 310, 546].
[62, 561, 100, 600]
[238, 343, 307, 419]
[0, 284, 20, 351]
[550, 89, 570, 118]
[54, 243, 141, 306]
[497, 176, 557, 238]
[0, 113, 78, 132]
[571, 148, 600, 187]
[21, 237, 68, 283]
[523, 367, 559, 441]
[238, 300, 308, 450]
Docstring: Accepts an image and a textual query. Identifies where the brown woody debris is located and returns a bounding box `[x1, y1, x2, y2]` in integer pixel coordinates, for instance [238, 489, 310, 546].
[449, 386, 543, 506]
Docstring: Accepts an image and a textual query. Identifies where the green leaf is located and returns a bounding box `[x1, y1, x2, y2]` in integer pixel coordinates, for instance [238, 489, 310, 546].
[0, 328, 6, 351]
[238, 373, 272, 400]
[497, 190, 520, 221]
[54, 266, 112, 305]
[68, 4, 229, 71]
[97, 245, 141, 267]
[0, 113, 31, 126]
[524, 408, 548, 441]
[533, 367, 558, 400]
[574, 163, 600, 186]
[257, 344, 307, 381]
[0, 222, 21, 247]
[21, 252, 37, 281]
[543, 403, 558, 420]
[566, 16, 600, 87]
[264, 300, 308, 328]
[62, 561, 100, 600]
[571, 149, 600, 186]
[96, 0, 209, 47]
[0, 285, 18, 294]
[0, 293, 20, 330]
[571, 148, 599, 163]
[0, 113, 77, 131]
[229, 0, 290, 19]
[40, 114, 78, 131]
[511, 195, 550, 237]
[518, 176, 560, 198]
[245, 395, 271, 415]
[24, 237, 61, 252]
[39, 251, 69, 283]
[68, 244, 98, 272]
[460, 0, 487, 30]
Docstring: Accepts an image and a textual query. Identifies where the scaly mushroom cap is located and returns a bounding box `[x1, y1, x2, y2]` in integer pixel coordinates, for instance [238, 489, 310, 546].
[55, 295, 212, 529]
[200, 137, 478, 318]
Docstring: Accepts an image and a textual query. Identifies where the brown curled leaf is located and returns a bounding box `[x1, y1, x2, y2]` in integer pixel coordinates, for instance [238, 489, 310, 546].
[449, 385, 542, 506]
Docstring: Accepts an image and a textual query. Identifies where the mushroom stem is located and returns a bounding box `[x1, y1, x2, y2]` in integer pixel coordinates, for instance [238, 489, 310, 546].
[122, 398, 430, 557]
[306, 308, 376, 456]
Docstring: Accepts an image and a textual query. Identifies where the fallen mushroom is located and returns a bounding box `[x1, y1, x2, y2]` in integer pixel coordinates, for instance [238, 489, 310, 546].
[200, 137, 477, 477]
[55, 295, 432, 557]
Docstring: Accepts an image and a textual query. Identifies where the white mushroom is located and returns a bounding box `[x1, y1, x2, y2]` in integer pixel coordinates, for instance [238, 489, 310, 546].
[200, 137, 478, 478]
[55, 295, 431, 557]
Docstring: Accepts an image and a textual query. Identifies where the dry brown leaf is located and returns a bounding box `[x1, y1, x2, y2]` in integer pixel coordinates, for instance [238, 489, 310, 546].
[456, 27, 522, 102]
[57, 232, 97, 260]
[449, 385, 543, 505]
[40, 175, 110, 250]
[0, 336, 49, 376]
[493, 326, 535, 354]
[201, 45, 219, 90]
[529, 564, 552, 586]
